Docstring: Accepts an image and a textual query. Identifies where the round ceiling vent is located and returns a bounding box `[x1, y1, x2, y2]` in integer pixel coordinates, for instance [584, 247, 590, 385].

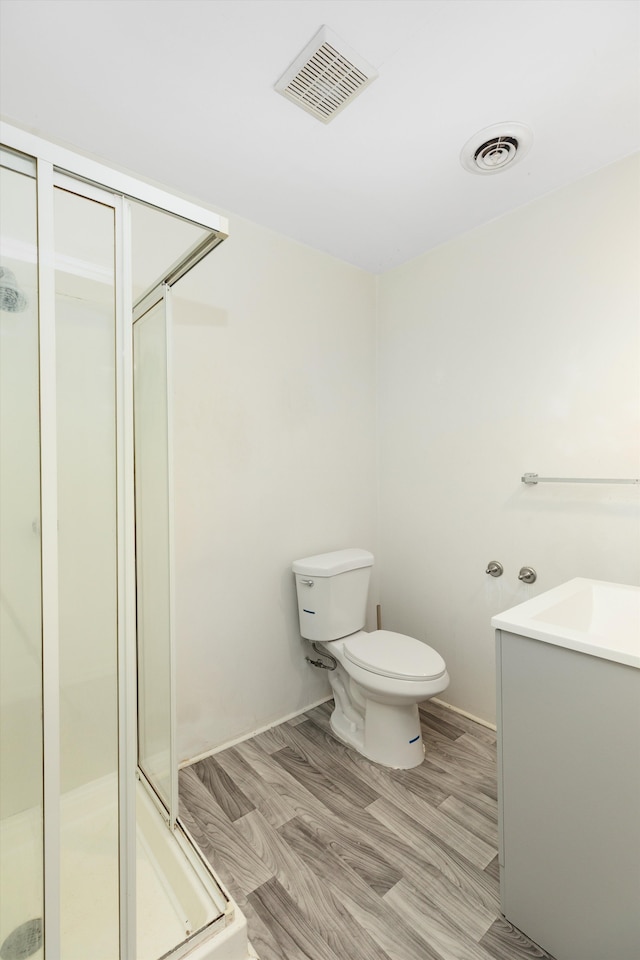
[460, 122, 533, 175]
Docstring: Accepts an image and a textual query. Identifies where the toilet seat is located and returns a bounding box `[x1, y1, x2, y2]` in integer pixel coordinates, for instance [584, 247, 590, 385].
[343, 630, 447, 681]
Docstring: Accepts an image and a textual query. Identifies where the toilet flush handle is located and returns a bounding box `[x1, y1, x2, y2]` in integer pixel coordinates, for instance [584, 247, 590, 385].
[299, 579, 314, 586]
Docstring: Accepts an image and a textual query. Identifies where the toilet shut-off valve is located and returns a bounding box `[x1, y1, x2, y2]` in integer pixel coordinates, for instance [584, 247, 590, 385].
[305, 642, 337, 671]
[486, 561, 503, 577]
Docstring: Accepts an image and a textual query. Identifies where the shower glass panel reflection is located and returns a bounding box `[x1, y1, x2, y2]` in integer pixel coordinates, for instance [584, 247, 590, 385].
[0, 148, 43, 960]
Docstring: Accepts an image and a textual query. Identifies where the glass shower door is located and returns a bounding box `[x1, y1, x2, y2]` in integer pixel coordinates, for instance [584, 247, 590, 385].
[133, 286, 177, 819]
[54, 181, 120, 959]
[0, 147, 43, 960]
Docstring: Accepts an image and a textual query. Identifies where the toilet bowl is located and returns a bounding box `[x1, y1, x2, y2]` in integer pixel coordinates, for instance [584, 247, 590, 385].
[318, 629, 449, 768]
[292, 549, 450, 769]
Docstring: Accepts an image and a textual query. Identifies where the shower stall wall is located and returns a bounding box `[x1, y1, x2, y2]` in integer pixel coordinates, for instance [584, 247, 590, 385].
[0, 123, 252, 960]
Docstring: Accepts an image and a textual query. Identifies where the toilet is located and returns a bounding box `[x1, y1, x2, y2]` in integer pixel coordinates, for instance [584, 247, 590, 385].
[292, 548, 449, 769]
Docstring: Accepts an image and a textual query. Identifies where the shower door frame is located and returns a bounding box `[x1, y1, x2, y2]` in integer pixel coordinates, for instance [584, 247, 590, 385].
[0, 121, 228, 960]
[38, 162, 132, 960]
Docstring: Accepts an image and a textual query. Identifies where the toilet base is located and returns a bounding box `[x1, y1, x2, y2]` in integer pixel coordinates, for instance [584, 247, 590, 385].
[329, 697, 425, 770]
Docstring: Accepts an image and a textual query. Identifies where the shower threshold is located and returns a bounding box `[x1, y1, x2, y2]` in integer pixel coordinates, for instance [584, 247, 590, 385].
[0, 776, 252, 959]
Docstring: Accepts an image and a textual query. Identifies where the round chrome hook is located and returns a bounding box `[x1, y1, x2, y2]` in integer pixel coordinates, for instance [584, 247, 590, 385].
[486, 561, 503, 578]
[518, 566, 537, 584]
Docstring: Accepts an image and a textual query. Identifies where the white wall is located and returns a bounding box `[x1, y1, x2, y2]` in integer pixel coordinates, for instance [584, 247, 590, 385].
[377, 154, 640, 724]
[172, 216, 377, 763]
[172, 154, 639, 758]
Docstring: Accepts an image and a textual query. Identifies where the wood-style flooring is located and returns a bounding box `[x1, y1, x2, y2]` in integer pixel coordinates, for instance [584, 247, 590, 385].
[179, 699, 555, 960]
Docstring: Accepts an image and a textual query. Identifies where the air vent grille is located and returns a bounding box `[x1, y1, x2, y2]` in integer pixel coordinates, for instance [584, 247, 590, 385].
[473, 136, 519, 172]
[460, 122, 533, 175]
[275, 27, 377, 124]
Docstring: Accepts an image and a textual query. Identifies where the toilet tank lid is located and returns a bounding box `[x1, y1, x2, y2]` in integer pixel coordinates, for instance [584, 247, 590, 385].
[292, 548, 374, 577]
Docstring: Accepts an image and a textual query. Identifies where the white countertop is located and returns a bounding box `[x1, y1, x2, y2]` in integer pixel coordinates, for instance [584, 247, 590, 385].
[491, 577, 640, 669]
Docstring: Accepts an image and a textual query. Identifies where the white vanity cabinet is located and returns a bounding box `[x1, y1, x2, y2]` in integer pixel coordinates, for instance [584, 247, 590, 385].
[492, 579, 640, 960]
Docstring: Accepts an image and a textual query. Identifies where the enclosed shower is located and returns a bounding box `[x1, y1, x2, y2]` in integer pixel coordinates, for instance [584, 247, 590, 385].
[0, 124, 251, 960]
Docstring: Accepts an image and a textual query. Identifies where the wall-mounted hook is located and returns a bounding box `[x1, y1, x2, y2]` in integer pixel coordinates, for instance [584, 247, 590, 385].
[518, 566, 537, 584]
[486, 561, 503, 578]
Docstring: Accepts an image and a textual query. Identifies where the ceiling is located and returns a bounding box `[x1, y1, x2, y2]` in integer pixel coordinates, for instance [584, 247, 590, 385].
[1, 0, 638, 273]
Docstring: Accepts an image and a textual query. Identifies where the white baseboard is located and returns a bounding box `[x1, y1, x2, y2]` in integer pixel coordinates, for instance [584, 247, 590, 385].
[179, 695, 333, 768]
[431, 696, 497, 732]
[181, 694, 495, 769]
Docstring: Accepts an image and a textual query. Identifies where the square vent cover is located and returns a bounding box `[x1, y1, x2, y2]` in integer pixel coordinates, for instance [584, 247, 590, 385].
[275, 26, 378, 124]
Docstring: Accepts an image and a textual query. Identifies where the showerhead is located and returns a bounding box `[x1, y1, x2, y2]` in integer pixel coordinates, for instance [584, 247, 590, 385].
[0, 266, 28, 313]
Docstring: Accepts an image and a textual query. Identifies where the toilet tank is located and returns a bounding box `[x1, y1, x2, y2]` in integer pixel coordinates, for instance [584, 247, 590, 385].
[292, 549, 374, 642]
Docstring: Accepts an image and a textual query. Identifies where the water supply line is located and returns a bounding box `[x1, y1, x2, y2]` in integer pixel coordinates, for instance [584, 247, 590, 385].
[305, 642, 337, 671]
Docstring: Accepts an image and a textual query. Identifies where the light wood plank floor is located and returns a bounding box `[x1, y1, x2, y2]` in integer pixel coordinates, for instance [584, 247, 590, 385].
[180, 699, 555, 960]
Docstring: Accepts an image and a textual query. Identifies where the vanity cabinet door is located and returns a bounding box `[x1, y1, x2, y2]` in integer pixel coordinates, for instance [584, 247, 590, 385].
[496, 630, 640, 960]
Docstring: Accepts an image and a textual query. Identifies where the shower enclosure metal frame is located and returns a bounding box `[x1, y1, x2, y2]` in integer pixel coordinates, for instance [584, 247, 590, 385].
[0, 120, 230, 959]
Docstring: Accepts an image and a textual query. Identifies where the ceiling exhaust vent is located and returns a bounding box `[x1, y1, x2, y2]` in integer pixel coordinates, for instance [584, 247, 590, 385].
[275, 26, 378, 124]
[460, 122, 533, 174]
